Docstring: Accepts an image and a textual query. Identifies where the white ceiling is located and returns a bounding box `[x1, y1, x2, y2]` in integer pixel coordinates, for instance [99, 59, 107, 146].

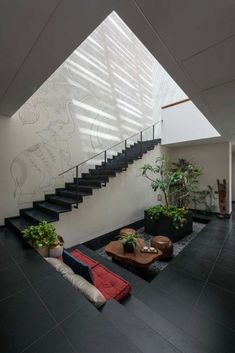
[1, 0, 235, 139]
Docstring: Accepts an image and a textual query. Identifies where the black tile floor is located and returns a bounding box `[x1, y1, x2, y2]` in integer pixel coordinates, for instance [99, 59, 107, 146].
[0, 214, 235, 353]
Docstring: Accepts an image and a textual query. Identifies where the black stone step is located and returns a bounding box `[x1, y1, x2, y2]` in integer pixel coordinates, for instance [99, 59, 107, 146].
[73, 178, 103, 187]
[121, 146, 149, 153]
[115, 152, 142, 160]
[65, 183, 93, 194]
[56, 188, 90, 201]
[20, 208, 58, 224]
[90, 169, 117, 176]
[34, 201, 71, 217]
[102, 299, 180, 353]
[108, 157, 134, 163]
[101, 161, 129, 168]
[5, 216, 34, 234]
[96, 164, 127, 171]
[76, 245, 148, 294]
[192, 212, 214, 224]
[81, 174, 109, 181]
[45, 194, 77, 208]
[117, 149, 147, 158]
[123, 296, 213, 353]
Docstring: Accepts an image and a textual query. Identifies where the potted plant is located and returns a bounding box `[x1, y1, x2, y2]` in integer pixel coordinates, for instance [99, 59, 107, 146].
[121, 232, 140, 253]
[142, 156, 202, 242]
[22, 221, 64, 257]
[49, 234, 64, 258]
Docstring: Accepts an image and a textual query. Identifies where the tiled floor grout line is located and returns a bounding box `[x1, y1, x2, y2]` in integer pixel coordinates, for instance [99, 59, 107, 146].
[1, 228, 88, 353]
[187, 226, 232, 325]
[15, 262, 78, 353]
[122, 295, 212, 353]
[20, 326, 56, 353]
[0, 285, 31, 304]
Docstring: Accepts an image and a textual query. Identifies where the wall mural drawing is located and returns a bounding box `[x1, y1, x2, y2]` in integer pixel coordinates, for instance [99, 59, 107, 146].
[8, 11, 186, 215]
[11, 99, 76, 208]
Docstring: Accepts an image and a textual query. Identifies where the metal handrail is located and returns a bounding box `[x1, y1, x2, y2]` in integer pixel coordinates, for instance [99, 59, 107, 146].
[161, 98, 190, 110]
[58, 120, 162, 177]
[59, 119, 162, 208]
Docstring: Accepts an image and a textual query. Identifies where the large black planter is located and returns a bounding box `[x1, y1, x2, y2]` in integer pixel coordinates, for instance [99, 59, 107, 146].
[144, 210, 193, 242]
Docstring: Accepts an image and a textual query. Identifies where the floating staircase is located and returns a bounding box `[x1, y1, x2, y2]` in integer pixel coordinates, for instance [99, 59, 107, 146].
[5, 138, 160, 234]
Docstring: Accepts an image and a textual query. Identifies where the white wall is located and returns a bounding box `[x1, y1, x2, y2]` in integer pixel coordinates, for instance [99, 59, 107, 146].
[229, 143, 232, 213]
[232, 153, 235, 201]
[161, 100, 220, 145]
[168, 142, 231, 213]
[55, 145, 168, 248]
[0, 12, 185, 225]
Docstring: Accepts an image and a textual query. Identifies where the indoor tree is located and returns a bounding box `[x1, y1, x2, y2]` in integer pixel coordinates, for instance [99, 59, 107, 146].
[141, 155, 202, 230]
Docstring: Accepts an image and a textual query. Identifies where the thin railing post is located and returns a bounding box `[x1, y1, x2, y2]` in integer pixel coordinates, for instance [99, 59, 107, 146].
[74, 165, 79, 209]
[140, 131, 143, 157]
[104, 150, 107, 186]
[153, 124, 155, 141]
[125, 140, 127, 170]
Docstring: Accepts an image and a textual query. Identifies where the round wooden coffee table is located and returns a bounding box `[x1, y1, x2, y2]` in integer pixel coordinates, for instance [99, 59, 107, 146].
[105, 239, 162, 275]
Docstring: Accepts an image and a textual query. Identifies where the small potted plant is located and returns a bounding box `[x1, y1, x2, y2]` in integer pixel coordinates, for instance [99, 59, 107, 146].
[49, 234, 64, 258]
[121, 232, 140, 253]
[22, 221, 64, 257]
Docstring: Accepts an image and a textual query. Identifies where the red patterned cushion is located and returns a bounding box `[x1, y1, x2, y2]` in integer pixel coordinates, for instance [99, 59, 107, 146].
[71, 249, 131, 301]
[93, 264, 131, 301]
[71, 249, 99, 269]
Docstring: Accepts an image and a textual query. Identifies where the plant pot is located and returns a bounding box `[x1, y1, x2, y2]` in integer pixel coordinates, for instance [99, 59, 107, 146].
[144, 210, 193, 242]
[49, 245, 63, 258]
[36, 246, 49, 257]
[123, 241, 135, 253]
[57, 235, 64, 246]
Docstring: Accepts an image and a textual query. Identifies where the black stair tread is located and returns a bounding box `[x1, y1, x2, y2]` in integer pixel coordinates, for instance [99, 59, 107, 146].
[58, 189, 91, 196]
[81, 174, 109, 181]
[47, 195, 77, 204]
[76, 245, 148, 294]
[66, 184, 95, 191]
[111, 160, 134, 164]
[22, 208, 58, 223]
[5, 216, 34, 232]
[90, 170, 116, 176]
[35, 201, 70, 213]
[123, 296, 213, 353]
[68, 182, 99, 188]
[75, 179, 103, 187]
[104, 160, 129, 165]
[102, 299, 180, 353]
[96, 166, 126, 171]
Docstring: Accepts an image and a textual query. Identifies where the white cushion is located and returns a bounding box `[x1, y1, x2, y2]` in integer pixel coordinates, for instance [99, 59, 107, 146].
[64, 273, 106, 308]
[45, 257, 74, 276]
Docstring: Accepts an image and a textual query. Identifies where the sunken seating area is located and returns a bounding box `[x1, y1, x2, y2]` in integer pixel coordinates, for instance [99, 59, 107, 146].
[71, 249, 132, 301]
[1, 216, 235, 353]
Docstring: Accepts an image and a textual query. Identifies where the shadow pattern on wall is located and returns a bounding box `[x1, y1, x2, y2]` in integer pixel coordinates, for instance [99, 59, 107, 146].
[10, 11, 186, 209]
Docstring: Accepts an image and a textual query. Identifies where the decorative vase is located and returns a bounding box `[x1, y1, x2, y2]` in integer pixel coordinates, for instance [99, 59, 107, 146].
[36, 246, 49, 257]
[123, 241, 135, 253]
[49, 245, 63, 258]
